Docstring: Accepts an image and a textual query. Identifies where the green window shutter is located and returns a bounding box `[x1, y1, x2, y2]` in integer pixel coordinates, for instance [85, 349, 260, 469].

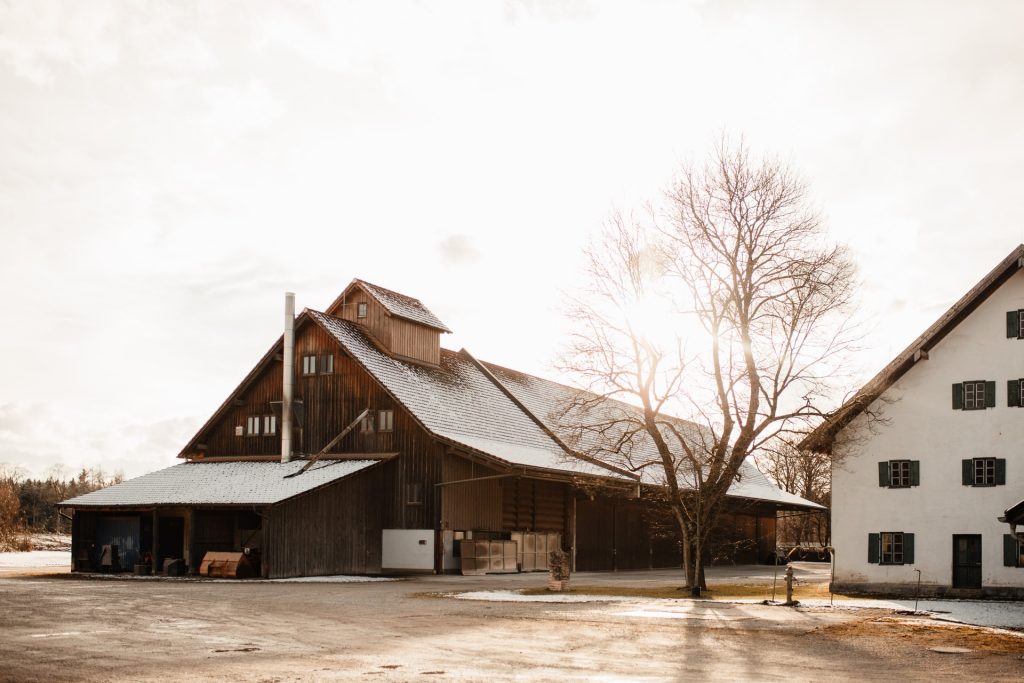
[952, 383, 963, 410]
[1008, 310, 1020, 338]
[962, 459, 974, 486]
[910, 460, 920, 486]
[1009, 380, 1021, 407]
[868, 533, 880, 563]
[1005, 534, 1020, 567]
[878, 461, 890, 487]
[985, 381, 996, 407]
[996, 458, 1006, 485]
[903, 533, 914, 564]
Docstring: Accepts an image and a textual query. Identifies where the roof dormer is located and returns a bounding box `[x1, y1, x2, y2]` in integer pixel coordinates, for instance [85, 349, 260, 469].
[327, 279, 449, 367]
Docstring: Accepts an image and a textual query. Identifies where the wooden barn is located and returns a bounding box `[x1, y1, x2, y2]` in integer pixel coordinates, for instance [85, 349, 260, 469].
[62, 280, 820, 578]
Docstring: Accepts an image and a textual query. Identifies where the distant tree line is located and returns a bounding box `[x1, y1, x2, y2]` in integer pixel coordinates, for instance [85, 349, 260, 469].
[0, 466, 123, 551]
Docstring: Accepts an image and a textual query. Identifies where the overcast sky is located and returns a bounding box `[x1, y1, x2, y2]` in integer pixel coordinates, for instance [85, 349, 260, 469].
[2, 0, 1023, 479]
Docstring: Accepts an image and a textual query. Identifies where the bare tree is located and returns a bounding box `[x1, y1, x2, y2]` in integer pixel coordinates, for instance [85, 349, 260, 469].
[559, 139, 856, 595]
[757, 440, 831, 549]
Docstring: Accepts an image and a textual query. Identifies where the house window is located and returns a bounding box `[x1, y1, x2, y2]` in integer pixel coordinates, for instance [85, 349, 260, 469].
[1006, 310, 1024, 339]
[406, 482, 423, 505]
[263, 415, 276, 436]
[321, 353, 334, 374]
[878, 460, 919, 487]
[246, 415, 260, 436]
[357, 302, 368, 319]
[963, 381, 987, 410]
[378, 409, 394, 432]
[868, 531, 914, 565]
[360, 413, 374, 434]
[953, 380, 994, 410]
[1009, 379, 1024, 407]
[890, 460, 911, 488]
[975, 457, 995, 486]
[963, 457, 1006, 486]
[880, 532, 904, 565]
[302, 354, 317, 376]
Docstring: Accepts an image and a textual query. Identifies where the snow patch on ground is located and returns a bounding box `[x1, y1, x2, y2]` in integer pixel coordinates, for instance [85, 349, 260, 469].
[0, 550, 70, 568]
[728, 597, 1024, 630]
[452, 590, 629, 603]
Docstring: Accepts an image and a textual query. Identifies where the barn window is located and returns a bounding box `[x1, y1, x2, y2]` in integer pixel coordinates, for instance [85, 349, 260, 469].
[321, 353, 334, 374]
[246, 416, 260, 436]
[360, 413, 374, 434]
[378, 409, 394, 432]
[263, 415, 276, 436]
[302, 355, 317, 375]
[406, 482, 423, 505]
[357, 302, 368, 319]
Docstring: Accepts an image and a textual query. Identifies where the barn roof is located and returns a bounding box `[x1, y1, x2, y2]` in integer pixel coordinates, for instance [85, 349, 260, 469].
[309, 311, 627, 481]
[482, 361, 825, 511]
[60, 459, 382, 508]
[354, 279, 452, 332]
[800, 244, 1024, 453]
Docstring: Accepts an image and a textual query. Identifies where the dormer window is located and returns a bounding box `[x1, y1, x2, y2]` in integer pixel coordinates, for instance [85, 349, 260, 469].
[357, 302, 368, 319]
[302, 355, 317, 376]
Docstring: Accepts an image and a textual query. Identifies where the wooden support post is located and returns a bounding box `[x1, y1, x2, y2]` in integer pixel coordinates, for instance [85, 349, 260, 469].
[151, 509, 160, 575]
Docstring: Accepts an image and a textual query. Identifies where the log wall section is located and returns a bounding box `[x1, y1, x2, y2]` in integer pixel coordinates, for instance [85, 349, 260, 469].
[329, 284, 441, 366]
[265, 466, 384, 578]
[440, 455, 503, 531]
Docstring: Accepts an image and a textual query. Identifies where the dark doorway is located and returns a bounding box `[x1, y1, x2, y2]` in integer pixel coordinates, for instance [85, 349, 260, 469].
[157, 517, 185, 569]
[952, 534, 982, 588]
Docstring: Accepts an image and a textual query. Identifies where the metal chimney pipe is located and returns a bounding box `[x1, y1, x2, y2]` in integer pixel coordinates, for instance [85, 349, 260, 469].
[282, 292, 295, 463]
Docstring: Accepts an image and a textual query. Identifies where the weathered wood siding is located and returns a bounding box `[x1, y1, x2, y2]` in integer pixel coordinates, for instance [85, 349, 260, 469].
[265, 466, 384, 578]
[388, 318, 441, 366]
[194, 321, 436, 462]
[501, 478, 568, 534]
[329, 283, 440, 366]
[440, 455, 503, 531]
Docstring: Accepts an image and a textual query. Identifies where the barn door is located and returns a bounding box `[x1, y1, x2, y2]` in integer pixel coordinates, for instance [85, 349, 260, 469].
[952, 534, 982, 588]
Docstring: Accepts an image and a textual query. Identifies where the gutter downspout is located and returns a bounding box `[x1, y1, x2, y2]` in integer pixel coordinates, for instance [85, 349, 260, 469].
[282, 292, 295, 464]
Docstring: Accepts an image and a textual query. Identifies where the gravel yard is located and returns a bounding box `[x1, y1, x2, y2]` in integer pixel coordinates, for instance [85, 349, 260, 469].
[1, 560, 1022, 682]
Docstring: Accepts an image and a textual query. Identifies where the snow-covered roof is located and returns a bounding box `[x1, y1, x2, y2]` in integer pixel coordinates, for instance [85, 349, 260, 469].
[483, 361, 824, 511]
[60, 459, 381, 507]
[310, 311, 626, 481]
[355, 279, 452, 333]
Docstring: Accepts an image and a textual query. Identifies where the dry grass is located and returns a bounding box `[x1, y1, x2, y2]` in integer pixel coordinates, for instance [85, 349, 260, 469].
[820, 617, 1024, 654]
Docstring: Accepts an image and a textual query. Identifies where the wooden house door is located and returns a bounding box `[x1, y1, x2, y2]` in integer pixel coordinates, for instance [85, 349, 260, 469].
[952, 534, 982, 588]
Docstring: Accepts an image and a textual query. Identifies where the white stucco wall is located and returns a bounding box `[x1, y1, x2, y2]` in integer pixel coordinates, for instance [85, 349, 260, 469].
[832, 268, 1024, 591]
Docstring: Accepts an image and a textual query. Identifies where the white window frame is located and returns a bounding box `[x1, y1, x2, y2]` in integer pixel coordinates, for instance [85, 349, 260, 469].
[378, 409, 394, 433]
[889, 460, 911, 488]
[246, 415, 260, 436]
[974, 457, 996, 486]
[302, 354, 317, 376]
[263, 414, 276, 436]
[360, 413, 374, 434]
[880, 532, 904, 565]
[357, 302, 368, 319]
[963, 381, 986, 410]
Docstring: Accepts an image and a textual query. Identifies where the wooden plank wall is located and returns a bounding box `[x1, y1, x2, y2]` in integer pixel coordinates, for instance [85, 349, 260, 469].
[501, 478, 568, 534]
[265, 467, 384, 578]
[440, 455, 502, 531]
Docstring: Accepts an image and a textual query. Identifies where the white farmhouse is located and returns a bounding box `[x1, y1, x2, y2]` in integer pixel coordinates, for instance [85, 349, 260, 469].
[802, 245, 1024, 597]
